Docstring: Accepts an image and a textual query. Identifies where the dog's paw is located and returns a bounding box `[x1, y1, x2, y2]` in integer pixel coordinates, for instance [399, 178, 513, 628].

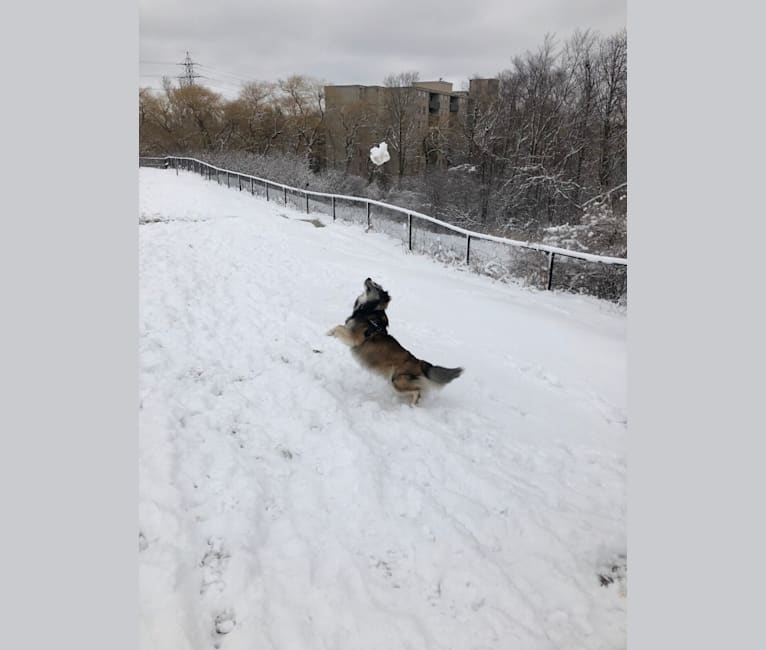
[326, 326, 339, 337]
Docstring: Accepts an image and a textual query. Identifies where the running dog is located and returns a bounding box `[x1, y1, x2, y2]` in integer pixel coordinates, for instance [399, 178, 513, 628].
[327, 278, 463, 405]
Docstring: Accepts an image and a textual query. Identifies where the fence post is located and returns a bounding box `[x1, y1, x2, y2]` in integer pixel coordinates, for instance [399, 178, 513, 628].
[366, 201, 371, 229]
[227, 172, 230, 188]
[408, 214, 412, 250]
[250, 177, 254, 194]
[238, 175, 242, 191]
[306, 192, 309, 214]
[175, 159, 178, 176]
[332, 196, 336, 221]
[466, 235, 471, 265]
[546, 252, 555, 291]
[284, 187, 287, 205]
[266, 182, 269, 201]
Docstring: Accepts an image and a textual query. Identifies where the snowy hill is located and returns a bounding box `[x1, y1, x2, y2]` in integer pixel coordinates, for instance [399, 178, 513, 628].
[139, 168, 626, 649]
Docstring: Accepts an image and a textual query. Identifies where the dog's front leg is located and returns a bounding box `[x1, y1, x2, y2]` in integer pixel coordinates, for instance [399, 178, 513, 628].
[326, 324, 356, 346]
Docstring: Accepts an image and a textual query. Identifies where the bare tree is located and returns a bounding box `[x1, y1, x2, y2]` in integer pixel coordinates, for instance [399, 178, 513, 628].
[383, 71, 422, 182]
[278, 75, 326, 171]
[326, 99, 373, 173]
[139, 88, 174, 153]
[160, 84, 224, 151]
[596, 29, 627, 191]
[556, 29, 599, 212]
[232, 81, 278, 153]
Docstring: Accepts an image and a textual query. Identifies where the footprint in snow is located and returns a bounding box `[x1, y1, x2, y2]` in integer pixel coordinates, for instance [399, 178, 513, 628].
[597, 553, 627, 596]
[199, 536, 230, 595]
[506, 357, 563, 389]
[212, 610, 237, 648]
[590, 394, 627, 427]
[214, 610, 236, 635]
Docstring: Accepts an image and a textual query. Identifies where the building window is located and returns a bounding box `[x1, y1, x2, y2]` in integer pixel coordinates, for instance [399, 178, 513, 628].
[428, 93, 440, 113]
[449, 96, 459, 113]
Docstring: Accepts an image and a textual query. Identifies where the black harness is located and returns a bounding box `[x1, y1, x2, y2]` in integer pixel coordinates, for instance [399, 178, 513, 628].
[348, 284, 391, 339]
[347, 302, 389, 339]
[363, 312, 388, 338]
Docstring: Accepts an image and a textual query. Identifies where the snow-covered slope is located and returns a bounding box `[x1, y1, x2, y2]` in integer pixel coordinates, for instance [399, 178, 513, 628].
[139, 168, 627, 650]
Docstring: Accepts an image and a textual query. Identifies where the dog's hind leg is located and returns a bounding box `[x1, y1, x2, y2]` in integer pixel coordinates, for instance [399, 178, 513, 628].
[391, 373, 422, 406]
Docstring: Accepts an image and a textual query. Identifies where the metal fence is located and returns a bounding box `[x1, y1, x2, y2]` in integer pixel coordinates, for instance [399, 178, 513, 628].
[139, 156, 628, 301]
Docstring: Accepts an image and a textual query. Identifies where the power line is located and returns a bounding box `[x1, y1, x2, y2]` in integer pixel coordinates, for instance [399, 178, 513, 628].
[199, 76, 242, 90]
[197, 64, 255, 83]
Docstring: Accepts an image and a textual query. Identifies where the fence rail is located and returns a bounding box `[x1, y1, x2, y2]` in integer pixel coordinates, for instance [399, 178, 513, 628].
[139, 156, 627, 300]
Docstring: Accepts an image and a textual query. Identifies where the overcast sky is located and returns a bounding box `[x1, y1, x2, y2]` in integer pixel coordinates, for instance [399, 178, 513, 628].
[140, 0, 625, 98]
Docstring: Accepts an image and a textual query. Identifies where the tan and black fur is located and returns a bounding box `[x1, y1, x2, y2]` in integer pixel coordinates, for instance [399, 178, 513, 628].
[327, 278, 463, 405]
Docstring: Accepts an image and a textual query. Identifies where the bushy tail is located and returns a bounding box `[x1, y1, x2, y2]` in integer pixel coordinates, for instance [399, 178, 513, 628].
[421, 361, 463, 386]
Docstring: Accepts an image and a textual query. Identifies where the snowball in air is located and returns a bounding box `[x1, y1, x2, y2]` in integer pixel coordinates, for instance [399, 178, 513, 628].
[369, 142, 391, 166]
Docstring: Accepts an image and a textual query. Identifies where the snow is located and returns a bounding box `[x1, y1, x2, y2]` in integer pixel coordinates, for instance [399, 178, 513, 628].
[139, 168, 627, 650]
[369, 142, 390, 166]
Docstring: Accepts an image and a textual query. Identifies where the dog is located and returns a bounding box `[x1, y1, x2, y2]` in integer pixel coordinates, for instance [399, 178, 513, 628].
[327, 278, 463, 405]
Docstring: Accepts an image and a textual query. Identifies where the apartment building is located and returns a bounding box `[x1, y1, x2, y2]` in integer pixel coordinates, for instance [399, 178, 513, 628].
[323, 78, 498, 177]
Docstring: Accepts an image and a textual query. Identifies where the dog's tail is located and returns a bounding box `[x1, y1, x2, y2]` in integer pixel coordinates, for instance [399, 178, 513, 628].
[421, 361, 463, 386]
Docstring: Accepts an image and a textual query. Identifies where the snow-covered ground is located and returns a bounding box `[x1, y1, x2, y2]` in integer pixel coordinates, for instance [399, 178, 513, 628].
[139, 168, 627, 650]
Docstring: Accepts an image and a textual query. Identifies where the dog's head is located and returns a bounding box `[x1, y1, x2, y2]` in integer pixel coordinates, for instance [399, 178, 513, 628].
[353, 277, 391, 313]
